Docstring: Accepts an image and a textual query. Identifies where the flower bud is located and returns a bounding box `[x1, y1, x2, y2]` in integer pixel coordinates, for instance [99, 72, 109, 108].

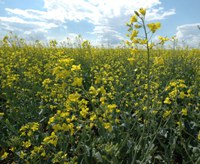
[139, 8, 146, 16]
[134, 11, 140, 17]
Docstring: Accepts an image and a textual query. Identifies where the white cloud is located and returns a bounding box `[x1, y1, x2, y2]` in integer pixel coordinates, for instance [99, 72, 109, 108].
[0, 16, 57, 30]
[0, 15, 58, 42]
[5, 8, 47, 21]
[89, 25, 124, 45]
[0, 16, 25, 24]
[0, 0, 176, 44]
[40, 0, 171, 24]
[146, 7, 175, 21]
[176, 23, 200, 47]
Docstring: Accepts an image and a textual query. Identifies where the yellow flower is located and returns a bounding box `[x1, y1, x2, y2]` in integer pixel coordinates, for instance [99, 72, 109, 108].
[90, 114, 97, 121]
[130, 15, 137, 24]
[1, 152, 9, 159]
[116, 109, 120, 113]
[20, 132, 26, 136]
[71, 64, 81, 71]
[42, 78, 51, 87]
[154, 57, 164, 65]
[104, 122, 112, 132]
[177, 79, 185, 83]
[169, 90, 178, 99]
[158, 36, 169, 45]
[147, 22, 161, 33]
[177, 121, 183, 128]
[187, 89, 192, 93]
[80, 107, 89, 118]
[143, 106, 147, 111]
[31, 122, 39, 131]
[89, 86, 98, 96]
[134, 24, 142, 29]
[115, 118, 120, 123]
[125, 40, 131, 46]
[132, 38, 140, 44]
[152, 110, 158, 114]
[131, 48, 139, 55]
[41, 150, 46, 157]
[163, 110, 172, 118]
[22, 140, 32, 148]
[48, 116, 55, 124]
[107, 104, 117, 113]
[164, 97, 171, 104]
[139, 39, 148, 44]
[65, 118, 71, 123]
[170, 81, 176, 87]
[53, 124, 62, 132]
[0, 112, 4, 117]
[27, 130, 33, 136]
[72, 77, 83, 87]
[9, 147, 15, 152]
[181, 108, 188, 116]
[99, 86, 106, 95]
[139, 8, 146, 16]
[67, 92, 81, 102]
[130, 30, 139, 40]
[68, 123, 75, 135]
[100, 97, 106, 105]
[179, 91, 186, 99]
[43, 132, 58, 147]
[127, 57, 135, 64]
[20, 151, 26, 159]
[71, 115, 77, 121]
[59, 58, 74, 65]
[108, 104, 117, 109]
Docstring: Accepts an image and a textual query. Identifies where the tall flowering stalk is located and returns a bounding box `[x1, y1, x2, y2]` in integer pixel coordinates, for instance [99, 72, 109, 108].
[126, 8, 166, 110]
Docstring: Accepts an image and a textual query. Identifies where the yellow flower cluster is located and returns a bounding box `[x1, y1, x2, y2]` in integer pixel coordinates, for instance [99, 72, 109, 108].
[43, 132, 58, 146]
[30, 145, 46, 159]
[20, 122, 39, 136]
[164, 79, 192, 104]
[147, 22, 161, 33]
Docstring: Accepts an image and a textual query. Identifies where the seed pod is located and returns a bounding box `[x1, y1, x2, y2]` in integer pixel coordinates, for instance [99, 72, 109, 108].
[134, 11, 140, 17]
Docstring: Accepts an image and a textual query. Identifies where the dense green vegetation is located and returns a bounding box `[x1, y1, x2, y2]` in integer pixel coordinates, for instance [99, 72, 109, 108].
[0, 37, 200, 163]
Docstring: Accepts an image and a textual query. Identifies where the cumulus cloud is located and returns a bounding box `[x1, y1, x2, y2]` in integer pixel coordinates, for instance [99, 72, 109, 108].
[146, 7, 175, 21]
[89, 25, 124, 46]
[0, 16, 57, 30]
[0, 0, 176, 44]
[5, 8, 47, 21]
[41, 0, 174, 25]
[0, 15, 58, 41]
[176, 23, 200, 47]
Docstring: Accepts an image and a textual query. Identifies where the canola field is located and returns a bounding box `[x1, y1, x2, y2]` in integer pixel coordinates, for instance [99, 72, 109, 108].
[0, 39, 200, 163]
[0, 8, 200, 163]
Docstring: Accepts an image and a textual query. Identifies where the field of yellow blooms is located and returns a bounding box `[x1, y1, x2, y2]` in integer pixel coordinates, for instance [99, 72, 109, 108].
[0, 37, 200, 163]
[0, 8, 200, 163]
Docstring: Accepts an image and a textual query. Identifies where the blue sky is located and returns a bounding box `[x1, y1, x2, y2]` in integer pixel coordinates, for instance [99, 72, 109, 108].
[0, 0, 199, 47]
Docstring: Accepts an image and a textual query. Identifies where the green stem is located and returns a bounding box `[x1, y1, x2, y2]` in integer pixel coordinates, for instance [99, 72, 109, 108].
[141, 18, 150, 111]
